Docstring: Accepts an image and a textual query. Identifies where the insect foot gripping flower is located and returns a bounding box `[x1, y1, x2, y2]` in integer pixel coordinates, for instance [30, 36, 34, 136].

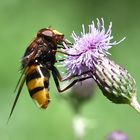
[62, 18, 140, 113]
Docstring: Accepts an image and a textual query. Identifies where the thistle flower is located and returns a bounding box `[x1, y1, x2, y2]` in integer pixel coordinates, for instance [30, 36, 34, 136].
[69, 78, 96, 113]
[106, 131, 128, 140]
[62, 18, 140, 113]
[63, 18, 125, 77]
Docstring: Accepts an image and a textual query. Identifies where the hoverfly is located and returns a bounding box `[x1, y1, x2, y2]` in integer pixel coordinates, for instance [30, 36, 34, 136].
[8, 28, 92, 122]
[8, 28, 70, 121]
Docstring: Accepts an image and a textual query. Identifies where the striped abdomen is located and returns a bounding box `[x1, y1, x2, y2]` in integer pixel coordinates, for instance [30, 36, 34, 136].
[26, 64, 50, 109]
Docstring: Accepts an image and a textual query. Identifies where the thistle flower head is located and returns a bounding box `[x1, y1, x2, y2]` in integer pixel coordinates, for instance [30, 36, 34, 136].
[92, 56, 137, 104]
[61, 18, 140, 114]
[106, 131, 128, 140]
[69, 78, 96, 113]
[63, 18, 125, 77]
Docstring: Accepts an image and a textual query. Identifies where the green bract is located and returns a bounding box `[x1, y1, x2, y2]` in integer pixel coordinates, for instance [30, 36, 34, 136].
[92, 56, 140, 113]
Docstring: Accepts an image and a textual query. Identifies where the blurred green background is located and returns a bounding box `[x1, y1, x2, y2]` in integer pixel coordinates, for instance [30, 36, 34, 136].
[0, 0, 140, 139]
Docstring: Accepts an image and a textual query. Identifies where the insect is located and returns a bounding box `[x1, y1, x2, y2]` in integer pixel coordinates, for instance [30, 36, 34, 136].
[7, 28, 66, 121]
[8, 28, 92, 122]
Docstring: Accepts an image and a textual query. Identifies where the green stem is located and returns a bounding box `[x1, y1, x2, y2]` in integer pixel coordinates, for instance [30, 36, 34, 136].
[130, 96, 140, 114]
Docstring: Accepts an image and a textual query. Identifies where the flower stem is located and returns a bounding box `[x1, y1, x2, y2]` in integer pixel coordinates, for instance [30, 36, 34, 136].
[130, 96, 140, 114]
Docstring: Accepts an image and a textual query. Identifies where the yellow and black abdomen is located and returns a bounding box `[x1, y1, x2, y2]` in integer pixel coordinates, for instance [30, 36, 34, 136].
[26, 64, 50, 109]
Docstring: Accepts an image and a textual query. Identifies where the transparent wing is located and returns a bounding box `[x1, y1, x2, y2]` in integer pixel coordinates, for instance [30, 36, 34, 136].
[7, 68, 27, 123]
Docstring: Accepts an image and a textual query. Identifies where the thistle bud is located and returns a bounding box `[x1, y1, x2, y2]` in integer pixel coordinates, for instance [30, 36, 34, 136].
[70, 78, 96, 113]
[93, 56, 140, 113]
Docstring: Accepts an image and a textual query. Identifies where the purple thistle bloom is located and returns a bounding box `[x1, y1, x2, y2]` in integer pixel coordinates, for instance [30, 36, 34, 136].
[61, 18, 140, 113]
[63, 18, 125, 77]
[106, 131, 128, 140]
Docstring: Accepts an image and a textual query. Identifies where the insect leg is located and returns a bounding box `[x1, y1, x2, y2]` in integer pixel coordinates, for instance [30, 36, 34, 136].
[55, 59, 65, 63]
[52, 50, 82, 56]
[52, 66, 93, 81]
[51, 66, 93, 92]
[62, 70, 94, 81]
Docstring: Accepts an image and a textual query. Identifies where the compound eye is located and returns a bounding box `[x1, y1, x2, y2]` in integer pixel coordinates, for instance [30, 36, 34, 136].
[42, 30, 53, 37]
